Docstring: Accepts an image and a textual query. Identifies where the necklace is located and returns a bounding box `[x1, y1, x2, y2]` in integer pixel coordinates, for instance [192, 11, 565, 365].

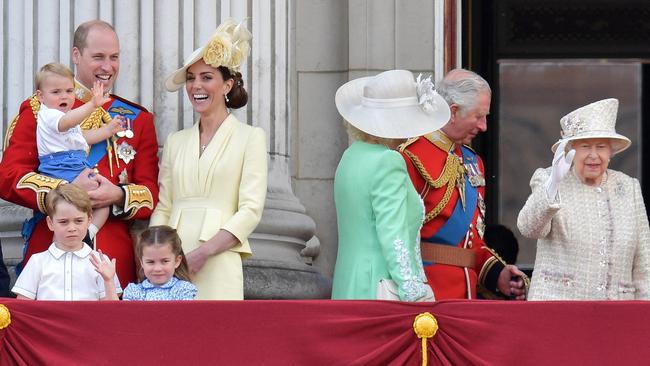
[201, 144, 207, 151]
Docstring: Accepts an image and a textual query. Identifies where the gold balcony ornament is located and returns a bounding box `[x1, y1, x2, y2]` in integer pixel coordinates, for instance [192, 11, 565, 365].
[0, 304, 11, 329]
[413, 312, 438, 366]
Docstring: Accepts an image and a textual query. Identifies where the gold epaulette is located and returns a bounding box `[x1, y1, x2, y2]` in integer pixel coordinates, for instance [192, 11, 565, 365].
[4, 95, 40, 151]
[398, 137, 419, 152]
[29, 94, 40, 120]
[80, 107, 112, 131]
[122, 184, 154, 219]
[425, 130, 454, 153]
[17, 172, 67, 213]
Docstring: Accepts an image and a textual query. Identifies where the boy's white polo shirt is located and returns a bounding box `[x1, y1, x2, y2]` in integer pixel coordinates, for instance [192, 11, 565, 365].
[12, 243, 122, 300]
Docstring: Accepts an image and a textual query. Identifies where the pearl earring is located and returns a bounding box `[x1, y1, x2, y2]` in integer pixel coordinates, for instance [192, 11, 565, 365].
[224, 94, 230, 103]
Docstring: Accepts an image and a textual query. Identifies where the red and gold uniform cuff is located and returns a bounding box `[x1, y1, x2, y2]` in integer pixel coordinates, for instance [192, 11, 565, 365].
[16, 172, 67, 213]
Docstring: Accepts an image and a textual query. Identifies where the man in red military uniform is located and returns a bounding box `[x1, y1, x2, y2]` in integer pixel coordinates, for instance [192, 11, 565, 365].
[400, 69, 527, 300]
[0, 20, 158, 288]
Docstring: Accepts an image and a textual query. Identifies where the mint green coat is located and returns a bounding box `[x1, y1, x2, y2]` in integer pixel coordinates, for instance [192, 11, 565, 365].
[331, 141, 429, 301]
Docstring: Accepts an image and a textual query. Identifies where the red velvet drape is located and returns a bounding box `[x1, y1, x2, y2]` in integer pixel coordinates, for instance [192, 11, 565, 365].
[1, 299, 648, 365]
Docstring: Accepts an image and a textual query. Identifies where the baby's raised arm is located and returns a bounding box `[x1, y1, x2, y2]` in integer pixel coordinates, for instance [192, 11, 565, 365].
[58, 81, 110, 132]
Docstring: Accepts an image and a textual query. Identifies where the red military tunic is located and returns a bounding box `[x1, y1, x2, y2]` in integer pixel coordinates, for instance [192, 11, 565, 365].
[400, 131, 505, 299]
[0, 82, 159, 288]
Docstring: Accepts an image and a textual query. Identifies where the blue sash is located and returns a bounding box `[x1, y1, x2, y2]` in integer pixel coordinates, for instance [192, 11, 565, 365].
[87, 98, 142, 166]
[423, 145, 479, 246]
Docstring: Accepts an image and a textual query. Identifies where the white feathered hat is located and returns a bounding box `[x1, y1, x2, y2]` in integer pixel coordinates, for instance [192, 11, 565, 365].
[335, 70, 450, 139]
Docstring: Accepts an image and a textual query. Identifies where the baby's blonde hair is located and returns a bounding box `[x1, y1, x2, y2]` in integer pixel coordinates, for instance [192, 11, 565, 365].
[36, 62, 74, 90]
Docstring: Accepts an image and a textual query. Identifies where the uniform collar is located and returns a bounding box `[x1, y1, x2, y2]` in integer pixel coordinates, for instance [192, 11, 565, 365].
[48, 242, 92, 259]
[74, 80, 91, 103]
[74, 79, 113, 103]
[141, 277, 178, 289]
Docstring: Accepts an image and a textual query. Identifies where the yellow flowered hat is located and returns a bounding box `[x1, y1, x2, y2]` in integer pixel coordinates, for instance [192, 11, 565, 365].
[165, 18, 251, 92]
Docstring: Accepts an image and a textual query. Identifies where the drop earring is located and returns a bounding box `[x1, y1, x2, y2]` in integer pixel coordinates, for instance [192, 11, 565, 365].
[224, 94, 230, 103]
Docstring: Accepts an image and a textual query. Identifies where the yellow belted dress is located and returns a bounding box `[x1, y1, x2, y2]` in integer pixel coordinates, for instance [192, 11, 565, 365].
[150, 114, 268, 299]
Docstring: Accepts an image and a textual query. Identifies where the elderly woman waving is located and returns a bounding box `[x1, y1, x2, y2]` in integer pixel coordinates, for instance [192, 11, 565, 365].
[331, 70, 449, 301]
[518, 98, 650, 300]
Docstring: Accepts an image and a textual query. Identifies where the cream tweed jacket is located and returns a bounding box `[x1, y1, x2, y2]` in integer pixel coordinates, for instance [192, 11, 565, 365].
[518, 167, 650, 300]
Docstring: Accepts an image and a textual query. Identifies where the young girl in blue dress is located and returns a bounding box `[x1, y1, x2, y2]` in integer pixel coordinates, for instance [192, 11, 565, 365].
[122, 226, 197, 300]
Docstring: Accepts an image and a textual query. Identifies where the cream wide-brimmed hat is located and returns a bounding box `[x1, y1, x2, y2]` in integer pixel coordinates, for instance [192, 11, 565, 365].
[165, 18, 251, 92]
[551, 98, 631, 154]
[335, 70, 451, 139]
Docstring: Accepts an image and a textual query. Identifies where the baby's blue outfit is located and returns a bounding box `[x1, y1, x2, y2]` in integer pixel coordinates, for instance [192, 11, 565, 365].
[39, 150, 92, 182]
[122, 277, 197, 301]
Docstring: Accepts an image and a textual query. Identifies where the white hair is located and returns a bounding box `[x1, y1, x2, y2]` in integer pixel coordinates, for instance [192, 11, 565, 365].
[436, 69, 491, 114]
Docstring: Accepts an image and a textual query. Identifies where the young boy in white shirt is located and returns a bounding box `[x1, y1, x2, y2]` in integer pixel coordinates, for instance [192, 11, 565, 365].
[12, 184, 121, 300]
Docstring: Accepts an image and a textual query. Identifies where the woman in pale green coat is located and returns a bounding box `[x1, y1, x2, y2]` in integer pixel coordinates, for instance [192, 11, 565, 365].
[331, 70, 450, 301]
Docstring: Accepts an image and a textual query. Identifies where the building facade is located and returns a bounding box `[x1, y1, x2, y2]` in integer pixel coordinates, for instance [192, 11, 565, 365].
[0, 0, 454, 297]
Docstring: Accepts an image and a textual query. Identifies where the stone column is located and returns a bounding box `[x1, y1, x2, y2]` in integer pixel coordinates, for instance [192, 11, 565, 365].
[244, 0, 330, 299]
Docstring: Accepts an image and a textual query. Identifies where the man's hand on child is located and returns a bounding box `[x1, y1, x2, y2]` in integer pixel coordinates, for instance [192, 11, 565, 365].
[90, 249, 117, 281]
[87, 174, 124, 209]
[71, 168, 101, 191]
[91, 81, 111, 108]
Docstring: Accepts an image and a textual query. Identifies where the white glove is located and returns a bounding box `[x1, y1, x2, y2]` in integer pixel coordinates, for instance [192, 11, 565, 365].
[545, 139, 575, 201]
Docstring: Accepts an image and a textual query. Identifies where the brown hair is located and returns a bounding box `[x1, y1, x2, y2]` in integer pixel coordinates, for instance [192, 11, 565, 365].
[73, 20, 116, 53]
[35, 62, 74, 90]
[218, 66, 248, 109]
[136, 225, 192, 282]
[45, 184, 92, 217]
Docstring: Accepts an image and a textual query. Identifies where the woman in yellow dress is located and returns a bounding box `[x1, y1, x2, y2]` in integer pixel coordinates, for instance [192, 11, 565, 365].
[150, 19, 267, 300]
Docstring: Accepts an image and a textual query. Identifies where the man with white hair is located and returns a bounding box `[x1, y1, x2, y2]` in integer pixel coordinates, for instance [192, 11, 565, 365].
[400, 68, 528, 300]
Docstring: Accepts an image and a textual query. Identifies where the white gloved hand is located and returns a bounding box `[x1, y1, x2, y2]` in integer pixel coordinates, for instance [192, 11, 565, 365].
[545, 139, 575, 201]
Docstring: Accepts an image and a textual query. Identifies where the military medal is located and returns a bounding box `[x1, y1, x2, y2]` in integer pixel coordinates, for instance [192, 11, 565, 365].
[465, 160, 485, 187]
[478, 194, 486, 216]
[125, 118, 134, 138]
[117, 118, 134, 139]
[117, 141, 136, 164]
[476, 215, 486, 239]
[477, 194, 486, 239]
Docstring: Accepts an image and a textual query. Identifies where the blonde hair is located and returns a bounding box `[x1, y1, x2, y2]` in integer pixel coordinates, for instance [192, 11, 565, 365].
[45, 184, 92, 217]
[344, 121, 404, 148]
[136, 226, 192, 282]
[36, 62, 74, 90]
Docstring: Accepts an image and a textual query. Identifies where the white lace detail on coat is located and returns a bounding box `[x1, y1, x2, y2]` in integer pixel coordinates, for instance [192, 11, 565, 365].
[414, 198, 428, 281]
[394, 236, 427, 301]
